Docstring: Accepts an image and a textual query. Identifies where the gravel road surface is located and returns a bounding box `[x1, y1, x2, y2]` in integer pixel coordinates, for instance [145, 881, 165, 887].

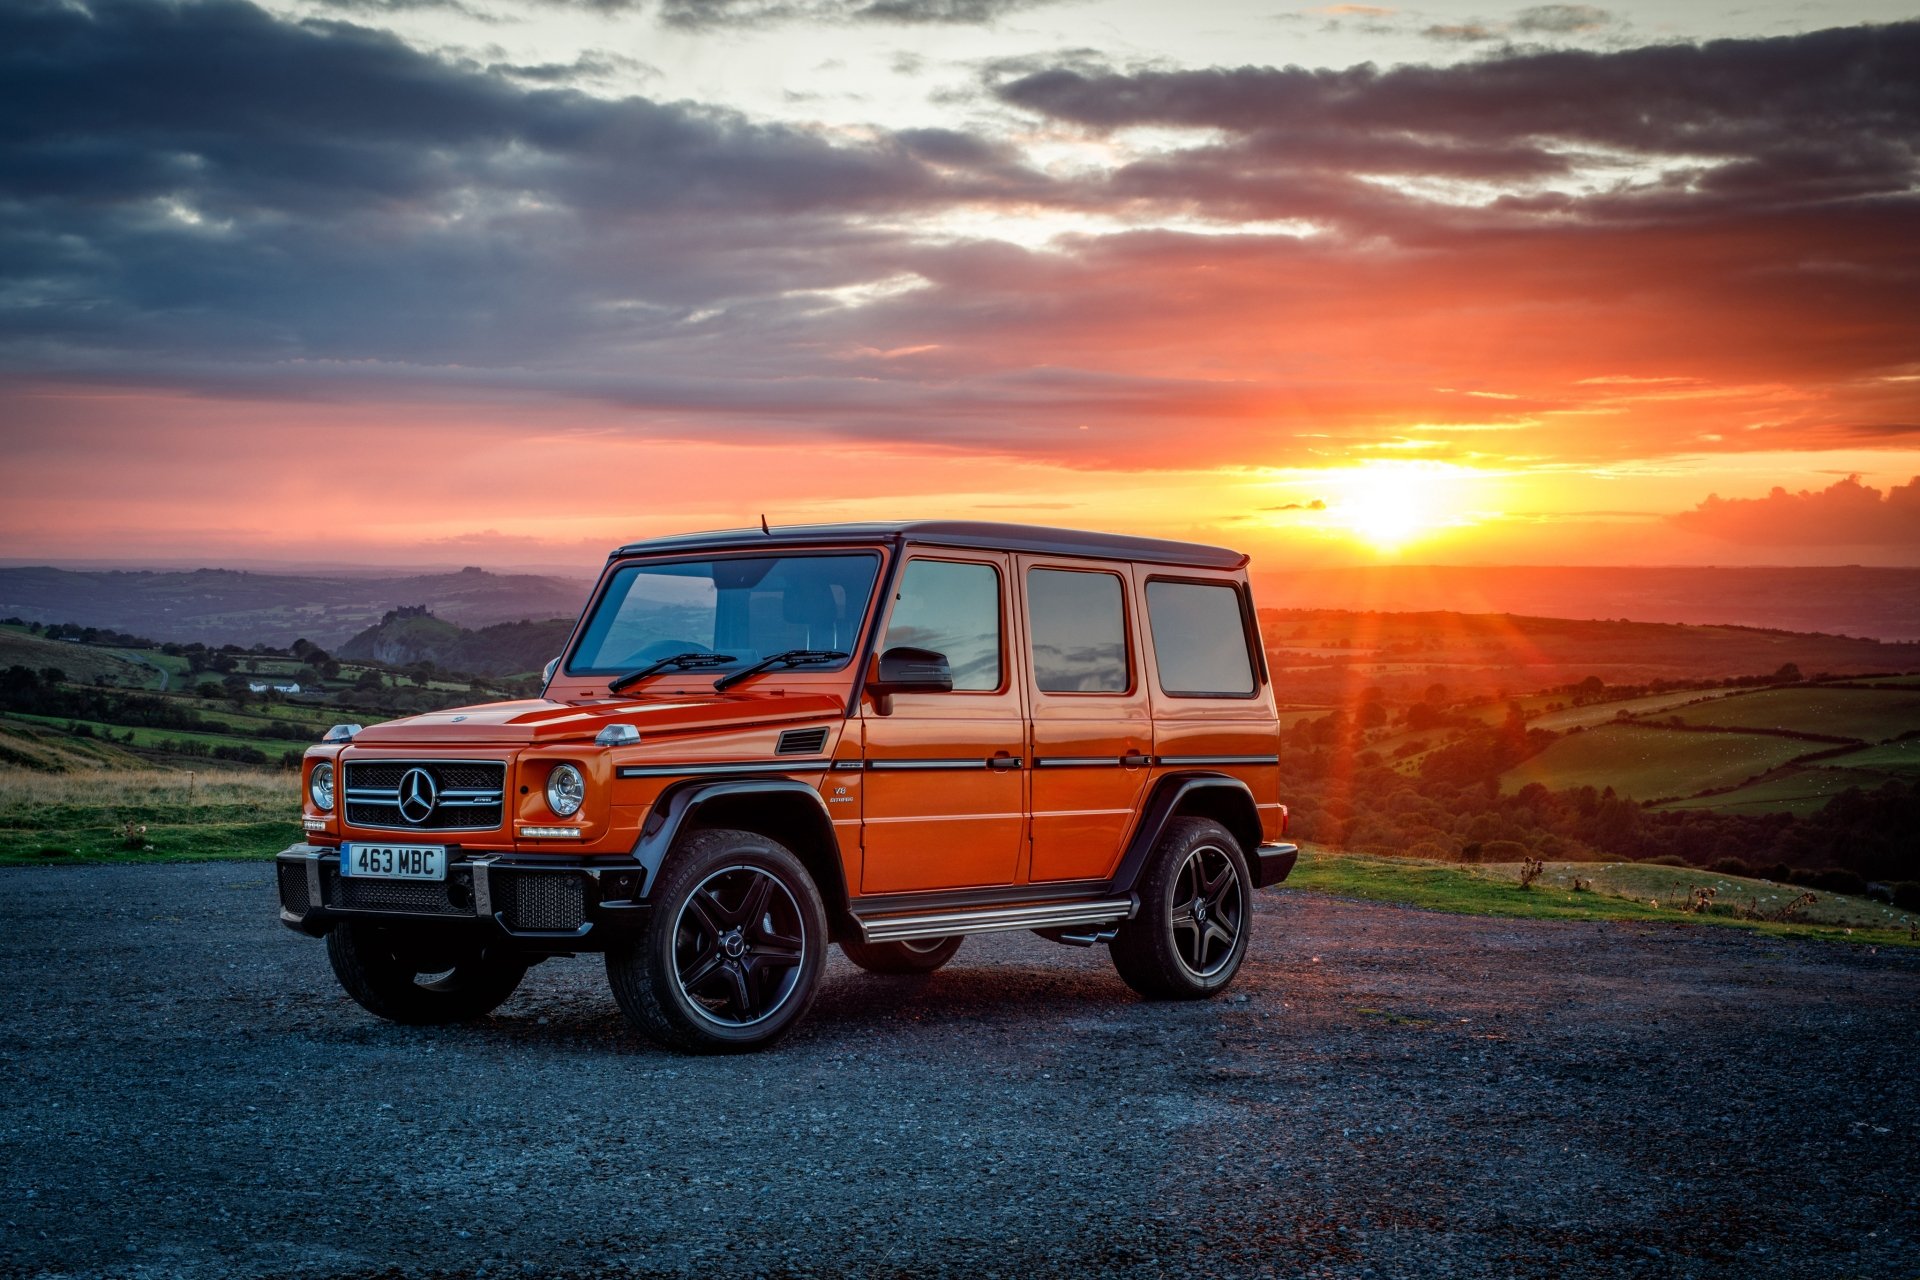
[2, 864, 1915, 1279]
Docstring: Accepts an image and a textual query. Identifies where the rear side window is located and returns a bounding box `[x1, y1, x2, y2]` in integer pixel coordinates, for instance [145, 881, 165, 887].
[1027, 569, 1129, 693]
[1146, 580, 1256, 696]
[883, 560, 1002, 691]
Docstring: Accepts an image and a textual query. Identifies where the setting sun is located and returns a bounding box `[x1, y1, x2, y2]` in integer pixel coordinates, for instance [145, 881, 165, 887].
[1320, 462, 1480, 552]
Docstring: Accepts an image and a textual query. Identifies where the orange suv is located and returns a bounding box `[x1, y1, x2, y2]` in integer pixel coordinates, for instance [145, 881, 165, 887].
[277, 522, 1297, 1052]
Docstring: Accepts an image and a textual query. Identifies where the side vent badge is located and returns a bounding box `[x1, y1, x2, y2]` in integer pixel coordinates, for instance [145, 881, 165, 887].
[776, 726, 830, 756]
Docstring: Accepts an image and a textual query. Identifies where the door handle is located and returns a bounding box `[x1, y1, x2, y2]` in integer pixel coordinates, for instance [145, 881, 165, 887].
[1119, 752, 1153, 768]
[987, 755, 1023, 770]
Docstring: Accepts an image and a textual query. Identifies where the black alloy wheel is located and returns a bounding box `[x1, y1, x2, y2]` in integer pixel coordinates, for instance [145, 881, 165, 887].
[840, 934, 964, 974]
[605, 828, 827, 1053]
[1110, 817, 1253, 999]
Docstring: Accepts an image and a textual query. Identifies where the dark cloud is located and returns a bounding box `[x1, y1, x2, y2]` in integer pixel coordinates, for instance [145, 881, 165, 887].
[994, 22, 1920, 211]
[1513, 4, 1611, 34]
[0, 0, 1046, 374]
[1265, 500, 1327, 511]
[1670, 475, 1920, 547]
[658, 0, 1061, 29]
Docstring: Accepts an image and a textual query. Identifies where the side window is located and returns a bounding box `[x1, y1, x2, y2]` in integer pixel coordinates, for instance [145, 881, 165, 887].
[1027, 568, 1129, 693]
[883, 560, 1002, 691]
[1146, 580, 1256, 696]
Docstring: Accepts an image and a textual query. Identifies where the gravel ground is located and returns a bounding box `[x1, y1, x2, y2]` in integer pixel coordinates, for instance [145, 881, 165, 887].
[1, 864, 1916, 1280]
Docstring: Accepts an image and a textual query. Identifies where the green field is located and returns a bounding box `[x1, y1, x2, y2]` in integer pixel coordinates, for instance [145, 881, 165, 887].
[1282, 850, 1915, 947]
[1664, 686, 1920, 742]
[0, 767, 299, 864]
[1527, 688, 1741, 733]
[1, 712, 304, 761]
[1500, 722, 1816, 800]
[1655, 768, 1894, 816]
[0, 628, 156, 687]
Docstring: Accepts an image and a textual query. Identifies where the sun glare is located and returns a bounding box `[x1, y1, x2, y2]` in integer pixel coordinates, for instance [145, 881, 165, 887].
[1316, 462, 1479, 552]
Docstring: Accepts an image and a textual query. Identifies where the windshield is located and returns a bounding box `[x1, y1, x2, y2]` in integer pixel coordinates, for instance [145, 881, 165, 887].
[568, 552, 883, 678]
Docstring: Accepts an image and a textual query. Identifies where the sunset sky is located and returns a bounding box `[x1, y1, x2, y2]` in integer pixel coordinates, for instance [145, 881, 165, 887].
[2, 0, 1916, 571]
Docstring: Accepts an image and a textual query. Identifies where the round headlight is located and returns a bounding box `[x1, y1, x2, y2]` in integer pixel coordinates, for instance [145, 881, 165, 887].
[546, 763, 585, 817]
[309, 761, 335, 811]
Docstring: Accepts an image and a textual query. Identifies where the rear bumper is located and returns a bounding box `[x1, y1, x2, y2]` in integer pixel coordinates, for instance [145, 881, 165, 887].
[274, 843, 651, 953]
[1253, 842, 1300, 889]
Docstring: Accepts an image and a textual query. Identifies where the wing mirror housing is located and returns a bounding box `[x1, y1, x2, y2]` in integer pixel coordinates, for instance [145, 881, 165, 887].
[867, 646, 953, 715]
[542, 657, 560, 687]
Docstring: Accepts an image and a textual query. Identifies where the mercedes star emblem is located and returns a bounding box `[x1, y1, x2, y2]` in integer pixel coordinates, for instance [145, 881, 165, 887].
[396, 767, 439, 824]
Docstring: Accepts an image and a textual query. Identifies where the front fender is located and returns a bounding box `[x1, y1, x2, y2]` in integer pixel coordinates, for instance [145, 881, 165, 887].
[631, 777, 837, 898]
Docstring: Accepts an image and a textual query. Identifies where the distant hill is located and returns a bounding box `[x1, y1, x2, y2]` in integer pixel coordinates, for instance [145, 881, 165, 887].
[0, 566, 589, 648]
[1256, 565, 1920, 642]
[338, 609, 575, 676]
[1261, 607, 1920, 706]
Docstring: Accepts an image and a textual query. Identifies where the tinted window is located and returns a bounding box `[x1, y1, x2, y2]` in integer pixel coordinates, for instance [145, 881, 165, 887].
[1146, 580, 1256, 696]
[884, 560, 1002, 691]
[569, 553, 880, 675]
[1028, 569, 1129, 693]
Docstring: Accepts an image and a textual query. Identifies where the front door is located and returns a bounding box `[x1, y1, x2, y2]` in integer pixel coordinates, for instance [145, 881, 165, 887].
[859, 552, 1028, 894]
[1020, 559, 1154, 882]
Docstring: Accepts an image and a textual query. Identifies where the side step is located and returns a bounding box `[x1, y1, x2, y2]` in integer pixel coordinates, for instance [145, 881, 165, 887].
[857, 896, 1134, 944]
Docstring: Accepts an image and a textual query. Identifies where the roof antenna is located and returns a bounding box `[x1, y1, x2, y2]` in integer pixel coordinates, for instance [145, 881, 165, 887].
[760, 513, 771, 535]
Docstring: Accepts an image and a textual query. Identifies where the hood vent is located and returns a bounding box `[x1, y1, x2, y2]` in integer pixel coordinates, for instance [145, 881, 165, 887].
[776, 726, 830, 756]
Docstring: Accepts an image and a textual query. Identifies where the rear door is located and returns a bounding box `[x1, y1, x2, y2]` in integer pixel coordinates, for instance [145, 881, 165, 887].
[1020, 558, 1154, 883]
[858, 551, 1028, 893]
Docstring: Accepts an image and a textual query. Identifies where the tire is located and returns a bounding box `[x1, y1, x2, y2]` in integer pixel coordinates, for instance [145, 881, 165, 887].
[325, 922, 528, 1025]
[840, 935, 963, 975]
[1110, 817, 1253, 1000]
[605, 828, 828, 1053]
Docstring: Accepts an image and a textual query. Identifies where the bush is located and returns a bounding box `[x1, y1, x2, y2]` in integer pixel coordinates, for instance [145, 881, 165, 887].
[1480, 839, 1531, 863]
[1709, 857, 1753, 877]
[1789, 866, 1867, 897]
[1641, 854, 1690, 868]
[1891, 882, 1920, 912]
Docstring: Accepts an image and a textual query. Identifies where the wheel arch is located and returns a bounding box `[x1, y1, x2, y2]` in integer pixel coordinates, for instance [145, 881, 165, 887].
[634, 778, 855, 937]
[1113, 773, 1262, 894]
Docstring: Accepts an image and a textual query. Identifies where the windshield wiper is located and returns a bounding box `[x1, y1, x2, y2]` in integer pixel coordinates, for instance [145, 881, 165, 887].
[608, 651, 738, 693]
[712, 649, 849, 692]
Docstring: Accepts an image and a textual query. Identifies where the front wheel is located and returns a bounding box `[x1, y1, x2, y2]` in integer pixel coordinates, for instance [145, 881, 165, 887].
[841, 935, 963, 975]
[1110, 817, 1252, 1000]
[325, 923, 528, 1025]
[605, 828, 827, 1053]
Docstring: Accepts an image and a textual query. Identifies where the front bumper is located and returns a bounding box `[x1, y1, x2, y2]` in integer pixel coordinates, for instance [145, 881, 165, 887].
[1253, 842, 1300, 889]
[274, 844, 651, 952]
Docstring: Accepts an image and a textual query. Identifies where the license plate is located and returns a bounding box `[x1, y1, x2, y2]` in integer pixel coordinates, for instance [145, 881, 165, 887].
[340, 843, 446, 881]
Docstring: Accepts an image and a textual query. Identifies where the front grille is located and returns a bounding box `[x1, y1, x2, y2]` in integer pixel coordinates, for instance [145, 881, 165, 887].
[496, 871, 586, 931]
[343, 760, 505, 832]
[277, 862, 310, 914]
[322, 865, 469, 916]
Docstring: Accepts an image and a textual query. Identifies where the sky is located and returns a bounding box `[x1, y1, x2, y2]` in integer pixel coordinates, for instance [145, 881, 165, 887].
[1, 0, 1917, 572]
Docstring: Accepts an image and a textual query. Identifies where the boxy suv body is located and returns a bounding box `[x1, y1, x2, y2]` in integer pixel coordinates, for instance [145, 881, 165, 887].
[277, 522, 1297, 1051]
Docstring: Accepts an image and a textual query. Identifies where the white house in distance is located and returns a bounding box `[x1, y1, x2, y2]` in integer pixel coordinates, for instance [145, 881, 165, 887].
[248, 681, 301, 694]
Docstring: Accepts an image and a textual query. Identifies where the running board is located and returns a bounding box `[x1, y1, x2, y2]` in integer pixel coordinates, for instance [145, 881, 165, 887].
[857, 896, 1135, 944]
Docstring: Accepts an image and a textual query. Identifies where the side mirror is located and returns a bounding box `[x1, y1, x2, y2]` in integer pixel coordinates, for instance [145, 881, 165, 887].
[542, 657, 560, 686]
[866, 646, 952, 715]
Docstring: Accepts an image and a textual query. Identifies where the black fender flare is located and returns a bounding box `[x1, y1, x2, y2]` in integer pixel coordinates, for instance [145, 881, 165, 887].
[631, 776, 842, 902]
[1111, 772, 1266, 894]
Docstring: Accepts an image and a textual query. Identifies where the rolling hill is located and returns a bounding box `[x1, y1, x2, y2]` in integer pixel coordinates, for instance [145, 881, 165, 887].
[0, 565, 589, 648]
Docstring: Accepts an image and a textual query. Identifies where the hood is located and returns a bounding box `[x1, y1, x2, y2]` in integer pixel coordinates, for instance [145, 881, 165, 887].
[348, 692, 845, 747]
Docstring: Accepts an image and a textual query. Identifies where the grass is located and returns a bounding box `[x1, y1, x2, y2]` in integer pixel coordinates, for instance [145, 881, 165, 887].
[0, 767, 299, 865]
[1, 712, 302, 760]
[1282, 849, 1917, 948]
[1663, 686, 1920, 742]
[1657, 768, 1896, 816]
[1526, 687, 1741, 733]
[1500, 722, 1816, 800]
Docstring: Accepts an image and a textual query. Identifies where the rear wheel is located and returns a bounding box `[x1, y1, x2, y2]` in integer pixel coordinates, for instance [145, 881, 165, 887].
[605, 828, 827, 1053]
[325, 923, 528, 1025]
[841, 935, 963, 975]
[1110, 817, 1252, 1000]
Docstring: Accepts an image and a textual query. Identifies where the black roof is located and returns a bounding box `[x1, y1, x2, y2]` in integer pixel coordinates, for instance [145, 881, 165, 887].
[610, 520, 1248, 570]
